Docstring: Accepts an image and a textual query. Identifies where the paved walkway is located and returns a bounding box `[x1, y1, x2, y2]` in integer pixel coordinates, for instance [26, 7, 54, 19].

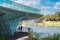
[16, 36, 28, 40]
[7, 32, 28, 40]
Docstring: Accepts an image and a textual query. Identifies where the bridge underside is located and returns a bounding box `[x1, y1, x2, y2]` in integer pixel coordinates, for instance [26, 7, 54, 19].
[0, 6, 42, 20]
[0, 6, 41, 35]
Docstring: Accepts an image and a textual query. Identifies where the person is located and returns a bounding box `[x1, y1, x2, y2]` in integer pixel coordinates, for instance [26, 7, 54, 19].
[21, 26, 23, 32]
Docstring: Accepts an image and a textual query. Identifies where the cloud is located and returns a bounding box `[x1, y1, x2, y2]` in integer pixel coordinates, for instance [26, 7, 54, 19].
[41, 6, 51, 9]
[46, 2, 51, 4]
[41, 10, 54, 15]
[11, 0, 40, 7]
[54, 2, 60, 10]
[40, 5, 53, 15]
[41, 10, 49, 15]
[46, 2, 55, 4]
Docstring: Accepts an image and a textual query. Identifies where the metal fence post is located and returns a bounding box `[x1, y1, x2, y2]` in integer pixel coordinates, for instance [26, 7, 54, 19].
[28, 28, 33, 40]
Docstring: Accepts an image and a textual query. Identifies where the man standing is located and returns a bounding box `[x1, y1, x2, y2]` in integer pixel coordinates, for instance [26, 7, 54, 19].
[21, 26, 23, 32]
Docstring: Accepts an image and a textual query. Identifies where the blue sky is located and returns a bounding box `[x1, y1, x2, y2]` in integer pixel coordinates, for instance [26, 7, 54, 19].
[0, 0, 60, 15]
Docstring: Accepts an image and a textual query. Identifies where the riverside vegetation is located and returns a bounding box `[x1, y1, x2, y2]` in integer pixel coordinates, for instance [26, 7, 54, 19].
[32, 33, 60, 40]
[40, 12, 60, 26]
[0, 34, 7, 40]
[42, 33, 60, 40]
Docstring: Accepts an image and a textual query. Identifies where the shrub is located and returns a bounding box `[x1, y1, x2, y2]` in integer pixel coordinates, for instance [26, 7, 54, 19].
[0, 34, 7, 40]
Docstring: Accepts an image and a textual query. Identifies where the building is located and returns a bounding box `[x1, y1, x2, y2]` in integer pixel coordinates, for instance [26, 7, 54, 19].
[0, 0, 41, 36]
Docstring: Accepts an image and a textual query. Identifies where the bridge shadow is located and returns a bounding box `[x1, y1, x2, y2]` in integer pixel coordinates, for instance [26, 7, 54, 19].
[7, 32, 28, 40]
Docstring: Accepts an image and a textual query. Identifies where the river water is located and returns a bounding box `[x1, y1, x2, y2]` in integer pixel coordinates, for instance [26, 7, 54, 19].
[22, 25, 60, 38]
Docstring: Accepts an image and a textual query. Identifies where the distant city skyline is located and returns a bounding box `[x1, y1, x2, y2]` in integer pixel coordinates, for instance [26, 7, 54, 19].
[0, 0, 60, 15]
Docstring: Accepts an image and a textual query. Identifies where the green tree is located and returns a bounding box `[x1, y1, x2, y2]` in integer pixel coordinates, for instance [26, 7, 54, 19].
[40, 12, 60, 21]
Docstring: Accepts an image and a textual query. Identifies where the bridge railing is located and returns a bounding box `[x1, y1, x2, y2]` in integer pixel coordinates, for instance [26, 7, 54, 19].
[15, 27, 33, 33]
[16, 27, 29, 32]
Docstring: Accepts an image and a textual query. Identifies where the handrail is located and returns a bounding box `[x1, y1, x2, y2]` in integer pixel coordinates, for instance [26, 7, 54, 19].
[16, 27, 29, 32]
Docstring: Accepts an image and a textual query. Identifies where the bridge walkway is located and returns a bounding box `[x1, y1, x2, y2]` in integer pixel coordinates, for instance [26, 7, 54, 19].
[7, 32, 28, 40]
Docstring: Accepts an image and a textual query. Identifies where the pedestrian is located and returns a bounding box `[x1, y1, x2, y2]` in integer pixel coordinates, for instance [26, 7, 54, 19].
[21, 26, 23, 32]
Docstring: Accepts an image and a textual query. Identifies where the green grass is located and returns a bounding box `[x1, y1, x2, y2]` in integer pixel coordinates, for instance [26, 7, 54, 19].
[42, 33, 60, 40]
[32, 33, 60, 40]
[32, 33, 40, 40]
[0, 35, 7, 40]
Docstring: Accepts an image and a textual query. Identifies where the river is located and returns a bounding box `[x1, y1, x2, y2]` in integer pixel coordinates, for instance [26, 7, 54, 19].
[22, 25, 60, 38]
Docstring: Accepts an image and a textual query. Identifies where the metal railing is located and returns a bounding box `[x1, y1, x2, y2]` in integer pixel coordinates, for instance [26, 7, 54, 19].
[16, 27, 29, 32]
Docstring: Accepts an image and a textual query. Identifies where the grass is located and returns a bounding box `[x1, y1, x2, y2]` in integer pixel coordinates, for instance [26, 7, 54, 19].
[0, 34, 7, 40]
[42, 33, 60, 40]
[32, 33, 60, 40]
[32, 33, 40, 40]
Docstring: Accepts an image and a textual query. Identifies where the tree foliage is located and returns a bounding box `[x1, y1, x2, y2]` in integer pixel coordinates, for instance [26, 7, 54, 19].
[40, 12, 60, 21]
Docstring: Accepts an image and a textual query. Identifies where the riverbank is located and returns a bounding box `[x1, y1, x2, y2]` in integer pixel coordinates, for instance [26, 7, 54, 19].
[39, 21, 60, 26]
[20, 20, 60, 26]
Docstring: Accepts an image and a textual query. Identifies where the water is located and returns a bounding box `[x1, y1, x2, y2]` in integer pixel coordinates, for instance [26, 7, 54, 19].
[23, 25, 60, 38]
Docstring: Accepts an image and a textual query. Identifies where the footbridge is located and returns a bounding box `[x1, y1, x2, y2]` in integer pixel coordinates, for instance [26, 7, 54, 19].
[0, 0, 41, 38]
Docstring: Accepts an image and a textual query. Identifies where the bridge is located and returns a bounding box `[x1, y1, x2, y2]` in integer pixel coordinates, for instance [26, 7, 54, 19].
[0, 0, 41, 40]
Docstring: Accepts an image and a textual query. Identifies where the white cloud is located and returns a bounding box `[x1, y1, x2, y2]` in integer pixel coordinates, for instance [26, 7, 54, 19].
[54, 2, 60, 10]
[11, 0, 40, 7]
[41, 6, 51, 9]
[46, 2, 51, 4]
[41, 10, 53, 15]
[46, 2, 55, 4]
[41, 11, 49, 15]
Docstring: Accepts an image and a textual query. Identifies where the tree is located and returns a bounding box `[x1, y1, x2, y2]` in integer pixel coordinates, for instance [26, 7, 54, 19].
[40, 12, 60, 21]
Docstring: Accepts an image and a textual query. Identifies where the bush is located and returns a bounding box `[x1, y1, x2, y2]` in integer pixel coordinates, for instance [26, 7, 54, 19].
[0, 34, 7, 40]
[32, 33, 40, 40]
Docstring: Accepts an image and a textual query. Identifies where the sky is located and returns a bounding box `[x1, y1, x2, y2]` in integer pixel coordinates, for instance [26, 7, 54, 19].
[0, 0, 60, 15]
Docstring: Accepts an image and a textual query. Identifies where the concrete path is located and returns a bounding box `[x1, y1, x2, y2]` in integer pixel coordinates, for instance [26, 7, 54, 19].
[16, 36, 28, 40]
[7, 32, 28, 40]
